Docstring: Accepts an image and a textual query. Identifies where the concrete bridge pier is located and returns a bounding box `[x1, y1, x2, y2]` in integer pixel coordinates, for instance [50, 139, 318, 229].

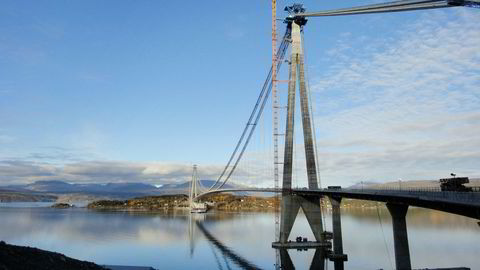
[328, 196, 347, 270]
[386, 203, 411, 270]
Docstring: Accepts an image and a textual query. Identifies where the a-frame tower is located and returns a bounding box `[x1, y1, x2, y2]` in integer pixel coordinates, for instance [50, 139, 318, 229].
[279, 8, 324, 244]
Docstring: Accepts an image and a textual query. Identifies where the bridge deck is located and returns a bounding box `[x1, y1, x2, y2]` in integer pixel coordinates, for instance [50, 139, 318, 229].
[195, 187, 480, 219]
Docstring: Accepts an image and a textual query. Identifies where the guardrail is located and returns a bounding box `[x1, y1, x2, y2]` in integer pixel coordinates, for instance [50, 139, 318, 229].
[342, 187, 480, 204]
[197, 187, 480, 205]
[344, 186, 480, 192]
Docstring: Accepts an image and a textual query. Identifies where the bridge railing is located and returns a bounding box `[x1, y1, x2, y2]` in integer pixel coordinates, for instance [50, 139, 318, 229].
[346, 186, 480, 192]
[344, 187, 480, 205]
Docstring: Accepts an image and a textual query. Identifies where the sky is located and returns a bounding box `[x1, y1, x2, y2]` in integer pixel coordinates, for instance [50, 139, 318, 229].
[0, 1, 479, 187]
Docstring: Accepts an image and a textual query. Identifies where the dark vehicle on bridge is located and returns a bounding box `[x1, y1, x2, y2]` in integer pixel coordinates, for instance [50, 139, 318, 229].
[439, 176, 472, 192]
[327, 186, 342, 190]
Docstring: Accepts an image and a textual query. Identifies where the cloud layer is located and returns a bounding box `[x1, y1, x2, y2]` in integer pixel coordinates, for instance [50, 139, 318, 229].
[310, 9, 480, 186]
[0, 159, 231, 185]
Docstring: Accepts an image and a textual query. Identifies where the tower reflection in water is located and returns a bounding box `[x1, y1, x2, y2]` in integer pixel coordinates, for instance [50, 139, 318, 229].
[278, 248, 326, 270]
[188, 214, 327, 270]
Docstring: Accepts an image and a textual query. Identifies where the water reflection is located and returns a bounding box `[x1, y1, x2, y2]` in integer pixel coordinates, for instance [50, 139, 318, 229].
[278, 248, 327, 270]
[0, 206, 477, 269]
[195, 219, 262, 269]
[191, 215, 327, 270]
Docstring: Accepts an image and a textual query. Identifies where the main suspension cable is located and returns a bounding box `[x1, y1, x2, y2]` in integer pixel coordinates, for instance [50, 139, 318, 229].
[210, 28, 292, 191]
[296, 0, 464, 18]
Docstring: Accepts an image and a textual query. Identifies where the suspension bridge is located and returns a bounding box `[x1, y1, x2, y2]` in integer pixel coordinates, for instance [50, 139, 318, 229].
[182, 1, 480, 269]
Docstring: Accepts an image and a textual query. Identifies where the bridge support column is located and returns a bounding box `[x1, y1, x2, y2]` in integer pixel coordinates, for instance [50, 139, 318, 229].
[329, 196, 347, 270]
[386, 203, 411, 270]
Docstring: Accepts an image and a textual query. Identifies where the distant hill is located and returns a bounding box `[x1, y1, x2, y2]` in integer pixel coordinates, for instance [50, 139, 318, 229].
[0, 191, 57, 202]
[4, 180, 161, 195]
[25, 180, 81, 193]
[347, 181, 378, 189]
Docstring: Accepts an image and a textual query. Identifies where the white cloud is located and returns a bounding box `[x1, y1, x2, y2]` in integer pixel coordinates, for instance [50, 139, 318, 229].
[0, 159, 246, 185]
[308, 9, 480, 186]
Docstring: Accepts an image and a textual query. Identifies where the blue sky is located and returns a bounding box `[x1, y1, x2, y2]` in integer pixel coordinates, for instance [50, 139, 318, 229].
[0, 1, 479, 187]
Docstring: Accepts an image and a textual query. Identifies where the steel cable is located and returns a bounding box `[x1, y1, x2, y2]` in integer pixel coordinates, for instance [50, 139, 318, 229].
[297, 0, 454, 18]
[209, 28, 291, 191]
[214, 31, 291, 190]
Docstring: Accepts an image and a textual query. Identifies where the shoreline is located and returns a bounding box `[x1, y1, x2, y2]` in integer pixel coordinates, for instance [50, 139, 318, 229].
[0, 241, 104, 270]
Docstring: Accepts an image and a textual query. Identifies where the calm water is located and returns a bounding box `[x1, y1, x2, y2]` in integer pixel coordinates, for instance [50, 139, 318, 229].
[0, 205, 478, 269]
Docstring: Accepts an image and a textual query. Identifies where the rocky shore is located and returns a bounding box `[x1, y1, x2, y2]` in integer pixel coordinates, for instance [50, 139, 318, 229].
[0, 241, 104, 270]
[51, 203, 74, 208]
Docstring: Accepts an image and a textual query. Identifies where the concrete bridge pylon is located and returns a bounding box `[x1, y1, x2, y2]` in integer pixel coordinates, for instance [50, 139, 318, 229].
[278, 18, 324, 244]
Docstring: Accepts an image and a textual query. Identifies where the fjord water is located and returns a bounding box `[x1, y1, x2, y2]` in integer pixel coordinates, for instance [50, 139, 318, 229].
[0, 205, 478, 270]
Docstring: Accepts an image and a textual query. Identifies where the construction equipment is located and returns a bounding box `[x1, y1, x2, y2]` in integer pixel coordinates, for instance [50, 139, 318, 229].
[439, 176, 472, 192]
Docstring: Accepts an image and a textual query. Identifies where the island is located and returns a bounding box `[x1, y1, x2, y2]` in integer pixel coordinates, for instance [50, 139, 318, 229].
[86, 193, 380, 211]
[51, 203, 74, 209]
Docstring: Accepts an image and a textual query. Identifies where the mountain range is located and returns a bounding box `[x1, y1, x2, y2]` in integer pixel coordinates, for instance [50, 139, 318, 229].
[1, 180, 239, 198]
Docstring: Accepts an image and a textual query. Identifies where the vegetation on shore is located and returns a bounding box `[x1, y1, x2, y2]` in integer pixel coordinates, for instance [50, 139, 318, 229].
[87, 194, 279, 211]
[205, 194, 279, 211]
[87, 195, 189, 210]
[87, 193, 385, 211]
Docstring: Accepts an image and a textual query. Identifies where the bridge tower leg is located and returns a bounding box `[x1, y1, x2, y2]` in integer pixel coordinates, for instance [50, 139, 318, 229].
[279, 195, 301, 242]
[280, 195, 324, 242]
[386, 203, 411, 270]
[279, 19, 324, 243]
